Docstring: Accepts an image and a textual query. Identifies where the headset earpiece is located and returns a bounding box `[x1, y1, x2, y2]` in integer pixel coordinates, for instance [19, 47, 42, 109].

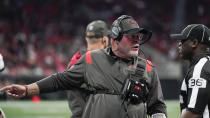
[111, 25, 120, 39]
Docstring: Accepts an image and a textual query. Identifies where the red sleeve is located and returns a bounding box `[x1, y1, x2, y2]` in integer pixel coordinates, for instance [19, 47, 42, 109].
[69, 51, 83, 67]
[146, 60, 153, 72]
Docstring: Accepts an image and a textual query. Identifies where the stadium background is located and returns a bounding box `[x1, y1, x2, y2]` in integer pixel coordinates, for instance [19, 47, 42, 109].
[0, 0, 209, 117]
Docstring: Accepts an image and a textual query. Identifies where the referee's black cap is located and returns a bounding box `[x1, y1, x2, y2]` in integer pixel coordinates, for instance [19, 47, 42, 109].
[170, 24, 210, 46]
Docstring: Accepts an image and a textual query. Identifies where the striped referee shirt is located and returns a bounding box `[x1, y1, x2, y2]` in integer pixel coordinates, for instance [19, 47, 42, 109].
[180, 54, 210, 118]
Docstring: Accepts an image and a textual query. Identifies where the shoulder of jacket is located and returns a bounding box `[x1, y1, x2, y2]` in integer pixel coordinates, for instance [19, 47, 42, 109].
[86, 49, 105, 57]
[137, 57, 153, 72]
[202, 58, 210, 73]
[84, 49, 105, 64]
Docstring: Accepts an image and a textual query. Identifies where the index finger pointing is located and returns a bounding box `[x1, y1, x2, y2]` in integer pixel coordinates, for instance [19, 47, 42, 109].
[0, 86, 11, 92]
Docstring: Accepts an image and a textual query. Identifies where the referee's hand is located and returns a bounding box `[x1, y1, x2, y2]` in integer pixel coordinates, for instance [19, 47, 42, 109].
[0, 84, 26, 99]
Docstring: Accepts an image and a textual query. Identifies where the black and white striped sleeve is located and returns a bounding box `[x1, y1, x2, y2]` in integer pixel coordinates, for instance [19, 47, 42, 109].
[186, 57, 210, 116]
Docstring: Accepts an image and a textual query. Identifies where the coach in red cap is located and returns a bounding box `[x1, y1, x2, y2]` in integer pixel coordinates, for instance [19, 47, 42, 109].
[1, 15, 167, 118]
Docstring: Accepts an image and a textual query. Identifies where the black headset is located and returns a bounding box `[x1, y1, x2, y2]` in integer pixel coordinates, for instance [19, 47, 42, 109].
[111, 15, 132, 40]
[111, 15, 152, 45]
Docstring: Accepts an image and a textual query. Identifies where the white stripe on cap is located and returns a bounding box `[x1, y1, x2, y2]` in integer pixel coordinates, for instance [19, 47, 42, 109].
[188, 57, 208, 108]
[187, 24, 199, 38]
[201, 25, 205, 42]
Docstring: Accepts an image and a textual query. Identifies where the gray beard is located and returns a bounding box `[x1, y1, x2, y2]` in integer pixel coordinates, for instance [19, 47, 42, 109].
[128, 51, 138, 57]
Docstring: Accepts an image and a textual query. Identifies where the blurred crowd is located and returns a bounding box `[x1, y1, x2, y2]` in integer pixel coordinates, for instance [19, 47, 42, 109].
[0, 0, 209, 77]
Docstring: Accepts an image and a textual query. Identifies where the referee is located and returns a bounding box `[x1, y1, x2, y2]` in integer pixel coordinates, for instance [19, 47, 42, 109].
[171, 24, 210, 118]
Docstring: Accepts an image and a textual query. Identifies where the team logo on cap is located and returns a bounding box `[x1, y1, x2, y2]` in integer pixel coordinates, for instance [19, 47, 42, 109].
[129, 19, 138, 27]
